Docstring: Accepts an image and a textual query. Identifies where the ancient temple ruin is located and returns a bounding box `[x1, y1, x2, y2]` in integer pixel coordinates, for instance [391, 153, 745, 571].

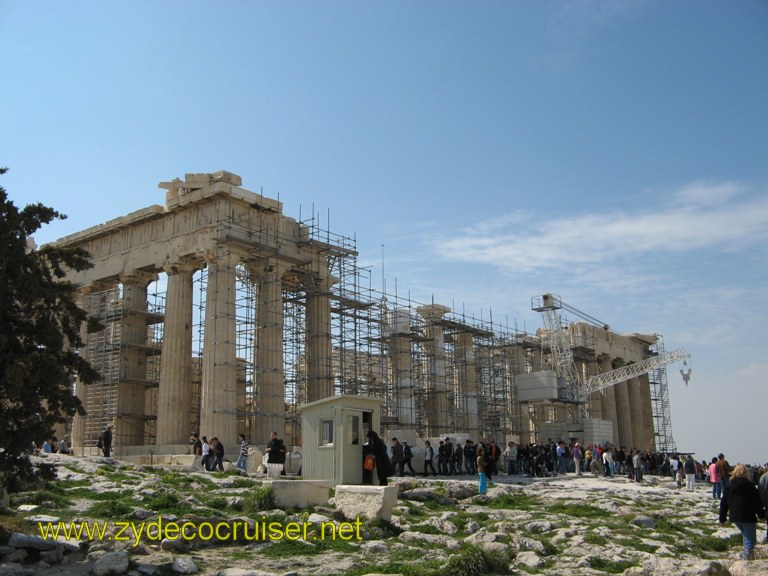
[51, 171, 679, 457]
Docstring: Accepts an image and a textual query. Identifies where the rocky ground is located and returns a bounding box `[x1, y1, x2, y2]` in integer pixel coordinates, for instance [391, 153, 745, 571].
[1, 454, 767, 576]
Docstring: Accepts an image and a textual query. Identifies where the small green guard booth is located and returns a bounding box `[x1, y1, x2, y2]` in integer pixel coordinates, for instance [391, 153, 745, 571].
[300, 395, 382, 486]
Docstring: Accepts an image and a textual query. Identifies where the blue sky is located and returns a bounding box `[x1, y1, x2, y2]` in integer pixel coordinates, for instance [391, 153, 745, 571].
[2, 1, 767, 465]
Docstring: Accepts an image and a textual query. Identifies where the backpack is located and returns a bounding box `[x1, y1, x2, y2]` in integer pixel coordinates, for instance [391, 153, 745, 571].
[96, 433, 104, 449]
[404, 445, 412, 458]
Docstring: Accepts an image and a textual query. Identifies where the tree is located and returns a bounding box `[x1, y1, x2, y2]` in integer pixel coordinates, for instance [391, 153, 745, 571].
[0, 168, 99, 480]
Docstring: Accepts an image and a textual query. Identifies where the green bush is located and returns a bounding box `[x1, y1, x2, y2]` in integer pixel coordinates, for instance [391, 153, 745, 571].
[587, 556, 636, 574]
[243, 485, 276, 514]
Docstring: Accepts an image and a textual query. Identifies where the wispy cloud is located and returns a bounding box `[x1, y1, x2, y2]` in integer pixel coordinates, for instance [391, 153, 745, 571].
[430, 182, 768, 275]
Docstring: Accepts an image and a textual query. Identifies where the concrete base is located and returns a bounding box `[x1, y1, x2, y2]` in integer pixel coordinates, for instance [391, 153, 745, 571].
[334, 485, 399, 522]
[272, 480, 331, 509]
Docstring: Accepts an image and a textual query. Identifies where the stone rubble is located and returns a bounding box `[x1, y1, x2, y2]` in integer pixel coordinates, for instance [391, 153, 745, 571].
[2, 456, 768, 575]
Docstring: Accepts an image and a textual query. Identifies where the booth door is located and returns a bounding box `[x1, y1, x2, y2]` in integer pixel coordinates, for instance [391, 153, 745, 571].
[340, 410, 363, 485]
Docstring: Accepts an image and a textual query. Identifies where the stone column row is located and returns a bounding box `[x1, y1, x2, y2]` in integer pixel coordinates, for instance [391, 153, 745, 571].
[75, 252, 336, 451]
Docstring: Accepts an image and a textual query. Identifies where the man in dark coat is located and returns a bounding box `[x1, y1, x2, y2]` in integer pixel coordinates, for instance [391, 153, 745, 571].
[101, 425, 113, 458]
[366, 430, 392, 485]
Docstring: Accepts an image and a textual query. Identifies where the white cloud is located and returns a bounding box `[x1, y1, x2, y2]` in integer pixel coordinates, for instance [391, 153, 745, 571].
[430, 182, 768, 276]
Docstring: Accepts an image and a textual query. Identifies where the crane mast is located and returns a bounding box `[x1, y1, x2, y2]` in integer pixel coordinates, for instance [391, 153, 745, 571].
[531, 293, 582, 401]
[529, 293, 690, 448]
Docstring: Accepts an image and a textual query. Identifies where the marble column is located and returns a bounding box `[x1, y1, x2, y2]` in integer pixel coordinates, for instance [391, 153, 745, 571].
[417, 304, 451, 437]
[157, 261, 196, 445]
[71, 286, 94, 452]
[306, 276, 333, 402]
[598, 354, 620, 445]
[638, 374, 655, 451]
[628, 375, 645, 450]
[253, 261, 286, 444]
[454, 332, 478, 434]
[387, 308, 415, 427]
[118, 271, 157, 448]
[612, 360, 634, 449]
[200, 252, 238, 446]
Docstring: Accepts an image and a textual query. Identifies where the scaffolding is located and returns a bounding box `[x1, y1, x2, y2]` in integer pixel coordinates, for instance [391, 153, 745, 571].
[71, 178, 680, 453]
[81, 282, 163, 447]
[650, 335, 677, 453]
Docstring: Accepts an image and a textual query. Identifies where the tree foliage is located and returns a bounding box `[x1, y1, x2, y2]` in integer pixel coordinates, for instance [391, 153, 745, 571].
[0, 168, 99, 479]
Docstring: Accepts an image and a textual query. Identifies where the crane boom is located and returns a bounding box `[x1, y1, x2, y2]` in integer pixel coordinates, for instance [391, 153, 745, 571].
[583, 348, 690, 396]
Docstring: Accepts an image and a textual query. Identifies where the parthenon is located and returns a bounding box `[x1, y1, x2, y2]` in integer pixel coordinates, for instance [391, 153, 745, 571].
[52, 171, 678, 456]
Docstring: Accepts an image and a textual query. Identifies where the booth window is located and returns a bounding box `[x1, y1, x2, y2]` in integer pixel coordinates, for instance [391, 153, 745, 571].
[346, 414, 360, 444]
[321, 419, 333, 446]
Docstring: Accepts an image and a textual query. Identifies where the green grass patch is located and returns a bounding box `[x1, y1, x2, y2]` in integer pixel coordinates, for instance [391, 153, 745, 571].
[481, 490, 541, 511]
[617, 536, 658, 553]
[547, 502, 610, 518]
[444, 543, 512, 576]
[161, 472, 196, 488]
[56, 478, 93, 489]
[259, 537, 358, 558]
[226, 549, 254, 561]
[66, 487, 131, 501]
[584, 532, 608, 545]
[199, 495, 229, 510]
[690, 533, 741, 553]
[367, 518, 404, 539]
[410, 524, 443, 535]
[587, 556, 637, 574]
[343, 559, 444, 576]
[86, 499, 133, 519]
[231, 477, 257, 488]
[242, 485, 276, 514]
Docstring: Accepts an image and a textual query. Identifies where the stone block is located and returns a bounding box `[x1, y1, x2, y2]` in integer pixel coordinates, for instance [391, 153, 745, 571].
[272, 481, 331, 509]
[334, 485, 398, 522]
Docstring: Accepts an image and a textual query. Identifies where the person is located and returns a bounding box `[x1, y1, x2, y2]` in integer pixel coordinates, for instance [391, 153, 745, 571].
[423, 440, 437, 477]
[58, 435, 70, 455]
[390, 437, 404, 476]
[504, 441, 518, 475]
[42, 439, 53, 453]
[402, 441, 415, 475]
[675, 465, 685, 489]
[442, 438, 454, 475]
[236, 433, 249, 472]
[719, 464, 765, 560]
[605, 448, 616, 478]
[366, 430, 393, 485]
[464, 440, 476, 475]
[191, 433, 203, 456]
[101, 425, 114, 458]
[453, 442, 463, 475]
[632, 450, 643, 483]
[556, 441, 567, 475]
[437, 441, 447, 475]
[490, 440, 502, 477]
[669, 454, 680, 479]
[684, 455, 696, 491]
[210, 437, 224, 471]
[476, 446, 488, 495]
[265, 431, 286, 475]
[758, 469, 768, 542]
[571, 442, 582, 476]
[716, 453, 732, 496]
[201, 436, 211, 471]
[708, 456, 721, 500]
